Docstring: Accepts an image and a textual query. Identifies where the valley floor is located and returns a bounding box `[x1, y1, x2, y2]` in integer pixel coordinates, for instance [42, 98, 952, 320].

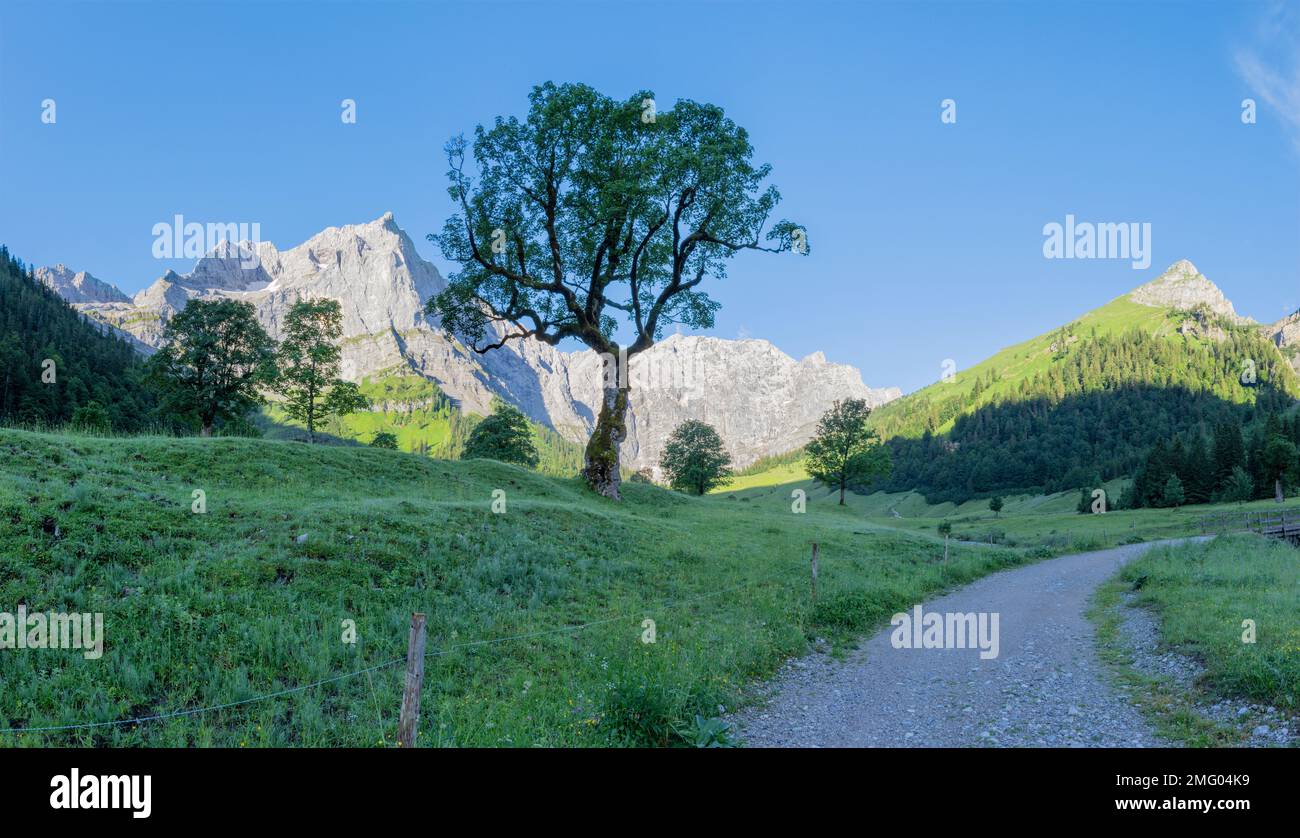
[3, 429, 1294, 748]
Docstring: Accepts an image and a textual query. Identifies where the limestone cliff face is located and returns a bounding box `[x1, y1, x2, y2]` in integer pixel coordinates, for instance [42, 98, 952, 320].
[561, 336, 900, 477]
[42, 214, 899, 470]
[1268, 310, 1300, 374]
[35, 264, 131, 304]
[1128, 260, 1248, 322]
[1128, 260, 1299, 374]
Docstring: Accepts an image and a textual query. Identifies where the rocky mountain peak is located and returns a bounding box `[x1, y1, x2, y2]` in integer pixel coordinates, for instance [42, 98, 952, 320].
[1268, 309, 1300, 374]
[34, 263, 131, 304]
[1128, 260, 1245, 322]
[38, 214, 899, 471]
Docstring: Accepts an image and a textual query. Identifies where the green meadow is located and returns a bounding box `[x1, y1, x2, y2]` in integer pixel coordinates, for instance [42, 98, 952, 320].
[3, 426, 1293, 747]
[0, 428, 1036, 748]
[259, 369, 585, 476]
[722, 460, 1298, 551]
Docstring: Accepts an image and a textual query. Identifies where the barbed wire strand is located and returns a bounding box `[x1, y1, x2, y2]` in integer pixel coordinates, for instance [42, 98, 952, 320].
[0, 563, 806, 736]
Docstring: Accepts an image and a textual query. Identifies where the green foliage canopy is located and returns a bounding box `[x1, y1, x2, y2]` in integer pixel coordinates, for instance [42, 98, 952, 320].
[146, 299, 277, 436]
[805, 398, 892, 505]
[462, 401, 540, 468]
[659, 420, 732, 495]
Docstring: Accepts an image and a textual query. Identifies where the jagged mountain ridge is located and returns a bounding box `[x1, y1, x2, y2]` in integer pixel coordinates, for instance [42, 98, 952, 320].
[1266, 309, 1300, 374]
[35, 264, 132, 304]
[42, 213, 900, 472]
[1127, 258, 1248, 322]
[1128, 259, 1300, 373]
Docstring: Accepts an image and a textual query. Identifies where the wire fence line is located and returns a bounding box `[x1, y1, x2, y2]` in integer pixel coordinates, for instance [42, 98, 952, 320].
[0, 560, 815, 736]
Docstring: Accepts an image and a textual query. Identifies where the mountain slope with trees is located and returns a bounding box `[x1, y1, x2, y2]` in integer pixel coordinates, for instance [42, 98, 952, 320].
[0, 246, 155, 431]
[869, 265, 1300, 504]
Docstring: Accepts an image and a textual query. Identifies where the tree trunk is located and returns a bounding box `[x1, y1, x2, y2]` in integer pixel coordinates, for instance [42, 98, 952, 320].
[839, 481, 846, 505]
[583, 386, 630, 500]
[1277, 478, 1285, 504]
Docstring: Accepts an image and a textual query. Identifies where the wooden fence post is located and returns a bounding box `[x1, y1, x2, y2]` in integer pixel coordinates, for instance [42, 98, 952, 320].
[810, 542, 819, 610]
[398, 612, 427, 748]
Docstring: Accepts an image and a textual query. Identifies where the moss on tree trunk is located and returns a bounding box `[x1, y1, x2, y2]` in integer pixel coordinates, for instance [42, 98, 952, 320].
[583, 386, 629, 500]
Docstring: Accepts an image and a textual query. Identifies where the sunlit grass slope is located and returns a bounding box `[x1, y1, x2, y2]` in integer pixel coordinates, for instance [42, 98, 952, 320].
[261, 369, 585, 476]
[0, 428, 1033, 747]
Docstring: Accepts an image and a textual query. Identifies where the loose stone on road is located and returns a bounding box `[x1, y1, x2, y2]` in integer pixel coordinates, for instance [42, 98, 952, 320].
[733, 541, 1188, 747]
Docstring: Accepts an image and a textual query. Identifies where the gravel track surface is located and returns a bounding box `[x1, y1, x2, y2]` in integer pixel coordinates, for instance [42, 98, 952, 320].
[733, 540, 1190, 747]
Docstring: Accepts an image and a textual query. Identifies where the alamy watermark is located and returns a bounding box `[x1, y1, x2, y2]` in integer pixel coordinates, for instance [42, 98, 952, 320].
[0, 607, 104, 659]
[50, 769, 151, 818]
[599, 346, 712, 393]
[1042, 214, 1151, 270]
[152, 214, 261, 269]
[890, 604, 1000, 659]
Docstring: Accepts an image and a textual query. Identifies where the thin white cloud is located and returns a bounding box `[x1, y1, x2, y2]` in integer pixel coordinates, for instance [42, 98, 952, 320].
[1235, 1, 1300, 151]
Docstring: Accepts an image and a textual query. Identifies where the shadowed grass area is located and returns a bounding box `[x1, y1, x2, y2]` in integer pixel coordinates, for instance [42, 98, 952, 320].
[722, 460, 1298, 552]
[0, 427, 1032, 747]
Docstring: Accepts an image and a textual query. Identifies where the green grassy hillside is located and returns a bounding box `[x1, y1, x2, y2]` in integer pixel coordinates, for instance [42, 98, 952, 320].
[870, 296, 1287, 439]
[261, 369, 586, 476]
[866, 292, 1300, 502]
[720, 459, 1296, 550]
[0, 428, 1036, 747]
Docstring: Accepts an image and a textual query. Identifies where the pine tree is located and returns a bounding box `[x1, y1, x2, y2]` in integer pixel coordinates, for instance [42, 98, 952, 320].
[1183, 433, 1213, 504]
[1212, 421, 1246, 492]
[0, 247, 155, 431]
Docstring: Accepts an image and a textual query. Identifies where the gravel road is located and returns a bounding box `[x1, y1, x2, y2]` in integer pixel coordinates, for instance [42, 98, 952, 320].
[732, 540, 1192, 747]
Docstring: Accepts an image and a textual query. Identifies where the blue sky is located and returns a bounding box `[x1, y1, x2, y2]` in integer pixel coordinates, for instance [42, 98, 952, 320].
[1, 0, 1297, 394]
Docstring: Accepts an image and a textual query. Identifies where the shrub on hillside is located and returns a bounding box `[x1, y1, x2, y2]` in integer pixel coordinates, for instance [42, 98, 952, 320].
[462, 402, 539, 468]
[370, 431, 399, 449]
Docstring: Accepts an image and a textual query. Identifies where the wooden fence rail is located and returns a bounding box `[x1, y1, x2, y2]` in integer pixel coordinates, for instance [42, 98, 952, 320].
[1198, 506, 1300, 545]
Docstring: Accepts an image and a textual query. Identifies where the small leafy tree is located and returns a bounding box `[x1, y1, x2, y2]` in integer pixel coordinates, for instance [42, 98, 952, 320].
[147, 299, 277, 436]
[277, 299, 367, 443]
[462, 402, 539, 468]
[426, 82, 806, 499]
[805, 399, 892, 505]
[988, 496, 1004, 518]
[370, 431, 399, 449]
[1218, 465, 1255, 503]
[323, 381, 369, 429]
[1161, 473, 1185, 508]
[660, 420, 732, 495]
[1261, 435, 1298, 503]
